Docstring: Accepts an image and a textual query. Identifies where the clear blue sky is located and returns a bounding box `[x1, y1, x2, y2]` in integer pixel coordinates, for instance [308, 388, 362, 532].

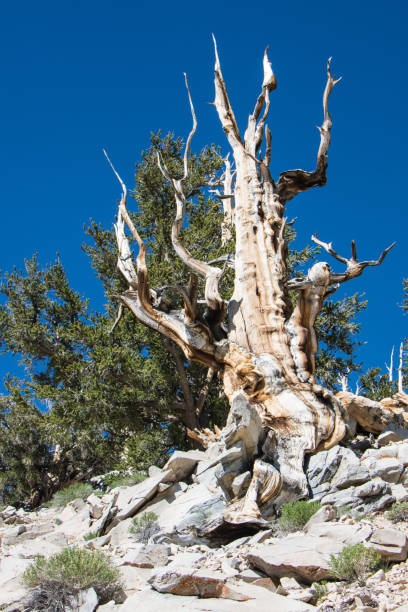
[0, 0, 407, 385]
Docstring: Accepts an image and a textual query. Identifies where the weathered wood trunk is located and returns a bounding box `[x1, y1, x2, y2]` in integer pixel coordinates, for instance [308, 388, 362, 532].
[108, 41, 394, 521]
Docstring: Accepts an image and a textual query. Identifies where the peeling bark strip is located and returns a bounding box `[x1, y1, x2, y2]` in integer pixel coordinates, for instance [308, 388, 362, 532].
[108, 41, 395, 520]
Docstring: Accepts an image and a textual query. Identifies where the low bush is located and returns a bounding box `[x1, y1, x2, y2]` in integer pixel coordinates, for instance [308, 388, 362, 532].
[103, 472, 145, 490]
[278, 500, 321, 533]
[130, 511, 159, 543]
[50, 483, 93, 508]
[84, 531, 98, 541]
[312, 580, 328, 601]
[329, 543, 381, 583]
[387, 501, 408, 523]
[23, 547, 123, 611]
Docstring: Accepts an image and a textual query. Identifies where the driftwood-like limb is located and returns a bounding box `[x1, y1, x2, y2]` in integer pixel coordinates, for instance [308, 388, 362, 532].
[212, 35, 242, 150]
[157, 75, 226, 322]
[196, 367, 216, 418]
[109, 303, 124, 334]
[247, 47, 276, 156]
[386, 346, 395, 382]
[106, 152, 220, 368]
[311, 235, 397, 284]
[276, 58, 341, 202]
[398, 342, 404, 393]
[210, 155, 235, 245]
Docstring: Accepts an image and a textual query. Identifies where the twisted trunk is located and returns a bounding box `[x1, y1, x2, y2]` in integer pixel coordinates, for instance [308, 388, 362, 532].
[108, 42, 394, 522]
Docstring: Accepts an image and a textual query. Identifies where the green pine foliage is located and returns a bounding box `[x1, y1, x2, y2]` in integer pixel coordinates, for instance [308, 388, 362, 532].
[0, 132, 372, 508]
[359, 367, 397, 401]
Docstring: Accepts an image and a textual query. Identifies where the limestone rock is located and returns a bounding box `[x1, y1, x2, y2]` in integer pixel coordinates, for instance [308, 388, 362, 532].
[149, 566, 252, 600]
[303, 505, 337, 530]
[362, 456, 404, 483]
[74, 588, 98, 612]
[115, 471, 172, 521]
[144, 482, 226, 534]
[122, 544, 170, 568]
[162, 451, 206, 482]
[8, 538, 64, 559]
[306, 445, 343, 491]
[306, 522, 372, 544]
[331, 461, 369, 490]
[390, 483, 408, 502]
[354, 476, 390, 499]
[119, 566, 152, 594]
[369, 528, 408, 561]
[246, 535, 346, 583]
[120, 586, 315, 611]
[231, 471, 251, 497]
[378, 425, 408, 446]
[86, 493, 105, 519]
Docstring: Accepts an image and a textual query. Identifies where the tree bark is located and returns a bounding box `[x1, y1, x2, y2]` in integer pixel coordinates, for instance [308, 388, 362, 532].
[108, 44, 395, 520]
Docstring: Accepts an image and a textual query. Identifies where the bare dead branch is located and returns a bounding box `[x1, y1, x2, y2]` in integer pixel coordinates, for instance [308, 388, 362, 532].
[386, 346, 395, 382]
[212, 35, 242, 149]
[398, 342, 404, 393]
[276, 58, 341, 202]
[155, 74, 226, 320]
[311, 235, 396, 283]
[109, 303, 124, 334]
[183, 73, 197, 179]
[196, 367, 216, 418]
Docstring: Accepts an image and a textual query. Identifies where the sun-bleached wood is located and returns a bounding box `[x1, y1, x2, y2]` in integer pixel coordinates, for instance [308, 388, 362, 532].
[110, 42, 395, 521]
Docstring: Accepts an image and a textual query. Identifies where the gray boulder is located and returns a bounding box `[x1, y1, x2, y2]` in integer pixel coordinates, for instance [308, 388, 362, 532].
[369, 528, 408, 561]
[246, 535, 346, 583]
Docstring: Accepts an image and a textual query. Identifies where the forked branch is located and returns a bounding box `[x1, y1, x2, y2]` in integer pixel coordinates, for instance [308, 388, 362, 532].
[311, 235, 396, 283]
[157, 74, 226, 320]
[107, 150, 219, 368]
[277, 58, 341, 202]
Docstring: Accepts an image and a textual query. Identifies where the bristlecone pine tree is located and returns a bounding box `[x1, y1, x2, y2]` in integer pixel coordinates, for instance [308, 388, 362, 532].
[107, 41, 396, 520]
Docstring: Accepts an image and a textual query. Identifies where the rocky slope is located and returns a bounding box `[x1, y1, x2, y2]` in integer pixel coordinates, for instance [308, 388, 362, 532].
[2, 393, 408, 611]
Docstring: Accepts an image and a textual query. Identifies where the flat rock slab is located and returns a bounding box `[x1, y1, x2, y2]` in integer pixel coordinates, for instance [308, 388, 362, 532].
[122, 544, 170, 568]
[369, 528, 408, 561]
[119, 566, 152, 594]
[306, 522, 372, 545]
[162, 451, 206, 482]
[149, 566, 251, 600]
[115, 471, 172, 520]
[120, 584, 316, 611]
[246, 534, 346, 583]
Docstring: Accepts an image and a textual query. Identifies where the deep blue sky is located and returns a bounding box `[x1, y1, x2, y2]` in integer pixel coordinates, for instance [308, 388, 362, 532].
[1, 0, 407, 387]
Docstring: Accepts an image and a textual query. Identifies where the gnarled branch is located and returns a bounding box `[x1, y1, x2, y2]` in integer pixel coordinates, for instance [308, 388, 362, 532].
[212, 35, 242, 150]
[276, 58, 341, 202]
[157, 74, 226, 322]
[107, 151, 219, 368]
[311, 235, 396, 283]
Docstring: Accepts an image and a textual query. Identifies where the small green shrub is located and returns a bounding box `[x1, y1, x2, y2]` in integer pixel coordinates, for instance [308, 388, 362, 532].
[278, 500, 321, 533]
[329, 543, 381, 583]
[51, 483, 93, 508]
[130, 511, 159, 543]
[23, 547, 123, 610]
[55, 518, 62, 526]
[104, 472, 145, 490]
[312, 580, 328, 601]
[84, 531, 98, 541]
[387, 501, 408, 524]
